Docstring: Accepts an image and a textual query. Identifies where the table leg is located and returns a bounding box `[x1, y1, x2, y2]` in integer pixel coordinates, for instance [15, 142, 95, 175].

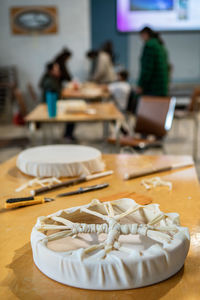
[29, 122, 36, 146]
[115, 120, 122, 152]
[103, 121, 109, 140]
[193, 112, 199, 161]
[42, 124, 47, 144]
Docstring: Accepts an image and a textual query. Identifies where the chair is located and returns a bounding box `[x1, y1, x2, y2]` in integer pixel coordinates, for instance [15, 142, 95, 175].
[27, 82, 38, 103]
[0, 66, 17, 122]
[109, 96, 176, 151]
[174, 88, 200, 160]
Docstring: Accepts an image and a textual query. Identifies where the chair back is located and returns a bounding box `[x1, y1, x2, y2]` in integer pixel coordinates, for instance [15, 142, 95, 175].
[135, 96, 176, 138]
[27, 83, 38, 102]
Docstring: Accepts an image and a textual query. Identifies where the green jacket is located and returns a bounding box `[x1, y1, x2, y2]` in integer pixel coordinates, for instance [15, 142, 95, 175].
[138, 38, 169, 96]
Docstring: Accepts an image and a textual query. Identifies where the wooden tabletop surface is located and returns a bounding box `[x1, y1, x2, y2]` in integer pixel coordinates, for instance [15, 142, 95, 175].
[25, 102, 123, 123]
[0, 154, 200, 299]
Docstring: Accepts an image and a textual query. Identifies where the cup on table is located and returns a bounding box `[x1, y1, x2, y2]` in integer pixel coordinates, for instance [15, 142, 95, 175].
[46, 91, 58, 118]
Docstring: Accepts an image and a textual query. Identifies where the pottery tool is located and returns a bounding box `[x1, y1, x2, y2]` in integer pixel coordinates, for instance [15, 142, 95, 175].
[30, 170, 113, 196]
[124, 163, 193, 180]
[56, 183, 109, 197]
[6, 183, 109, 209]
[5, 196, 54, 209]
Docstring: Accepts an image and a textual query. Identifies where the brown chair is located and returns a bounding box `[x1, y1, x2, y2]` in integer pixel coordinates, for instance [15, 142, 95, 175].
[27, 82, 38, 103]
[109, 96, 176, 151]
[174, 88, 200, 160]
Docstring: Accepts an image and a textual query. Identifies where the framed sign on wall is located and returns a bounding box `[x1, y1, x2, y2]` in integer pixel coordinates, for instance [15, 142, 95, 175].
[10, 6, 58, 35]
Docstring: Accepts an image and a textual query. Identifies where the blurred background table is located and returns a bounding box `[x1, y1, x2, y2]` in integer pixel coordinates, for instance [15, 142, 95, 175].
[61, 82, 110, 101]
[25, 102, 124, 144]
[0, 154, 199, 299]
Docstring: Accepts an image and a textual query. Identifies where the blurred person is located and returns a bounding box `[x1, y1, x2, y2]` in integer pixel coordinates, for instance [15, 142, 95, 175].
[102, 40, 116, 64]
[54, 48, 77, 141]
[107, 70, 131, 112]
[136, 27, 169, 97]
[86, 50, 98, 80]
[39, 62, 75, 141]
[102, 69, 131, 135]
[91, 41, 116, 84]
[39, 62, 61, 102]
[54, 48, 72, 84]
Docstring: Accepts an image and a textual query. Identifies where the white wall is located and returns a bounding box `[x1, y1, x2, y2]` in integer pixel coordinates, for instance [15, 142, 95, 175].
[129, 33, 200, 84]
[0, 0, 91, 94]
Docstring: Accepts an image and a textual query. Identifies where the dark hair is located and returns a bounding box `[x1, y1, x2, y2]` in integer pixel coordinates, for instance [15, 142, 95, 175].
[86, 50, 98, 58]
[54, 48, 72, 63]
[39, 62, 57, 89]
[140, 27, 164, 45]
[118, 70, 129, 81]
[101, 40, 115, 62]
[46, 62, 55, 72]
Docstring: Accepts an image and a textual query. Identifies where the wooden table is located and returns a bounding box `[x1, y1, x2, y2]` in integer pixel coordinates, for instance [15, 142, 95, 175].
[25, 102, 124, 143]
[0, 154, 200, 299]
[61, 83, 110, 100]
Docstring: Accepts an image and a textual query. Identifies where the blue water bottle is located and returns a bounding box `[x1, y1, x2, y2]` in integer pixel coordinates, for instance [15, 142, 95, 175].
[46, 90, 58, 118]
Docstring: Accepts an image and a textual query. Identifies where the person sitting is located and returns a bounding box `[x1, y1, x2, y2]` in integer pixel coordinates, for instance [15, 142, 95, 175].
[107, 70, 131, 112]
[91, 41, 116, 84]
[39, 62, 61, 102]
[54, 48, 77, 141]
[39, 62, 76, 141]
[102, 70, 131, 135]
[54, 48, 72, 84]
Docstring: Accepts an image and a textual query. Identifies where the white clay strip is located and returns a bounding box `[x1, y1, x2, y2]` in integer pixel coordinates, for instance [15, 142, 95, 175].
[44, 230, 73, 242]
[51, 216, 74, 227]
[141, 177, 172, 191]
[104, 204, 110, 216]
[107, 202, 115, 217]
[147, 230, 172, 244]
[15, 178, 39, 192]
[80, 207, 109, 221]
[16, 177, 61, 192]
[86, 170, 113, 181]
[148, 213, 165, 226]
[84, 243, 104, 254]
[114, 205, 141, 221]
[37, 224, 69, 231]
[154, 225, 178, 232]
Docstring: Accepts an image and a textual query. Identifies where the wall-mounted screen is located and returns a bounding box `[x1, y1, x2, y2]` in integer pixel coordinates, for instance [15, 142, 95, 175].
[117, 0, 200, 32]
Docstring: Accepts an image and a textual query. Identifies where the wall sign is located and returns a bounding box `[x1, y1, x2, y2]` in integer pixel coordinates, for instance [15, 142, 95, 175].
[10, 6, 58, 35]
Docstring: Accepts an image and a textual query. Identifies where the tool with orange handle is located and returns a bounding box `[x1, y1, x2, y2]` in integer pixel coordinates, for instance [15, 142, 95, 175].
[5, 196, 54, 209]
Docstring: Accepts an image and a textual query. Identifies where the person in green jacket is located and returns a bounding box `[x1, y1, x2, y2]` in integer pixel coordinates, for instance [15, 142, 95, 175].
[136, 27, 169, 97]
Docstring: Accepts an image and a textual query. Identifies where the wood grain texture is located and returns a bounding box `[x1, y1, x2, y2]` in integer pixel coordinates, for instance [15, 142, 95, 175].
[0, 154, 199, 299]
[25, 102, 124, 123]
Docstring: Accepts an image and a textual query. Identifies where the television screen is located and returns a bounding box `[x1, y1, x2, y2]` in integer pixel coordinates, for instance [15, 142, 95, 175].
[117, 0, 200, 32]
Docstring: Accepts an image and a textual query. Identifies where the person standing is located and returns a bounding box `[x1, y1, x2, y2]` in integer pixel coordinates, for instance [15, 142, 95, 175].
[86, 50, 99, 80]
[136, 27, 169, 97]
[92, 41, 116, 84]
